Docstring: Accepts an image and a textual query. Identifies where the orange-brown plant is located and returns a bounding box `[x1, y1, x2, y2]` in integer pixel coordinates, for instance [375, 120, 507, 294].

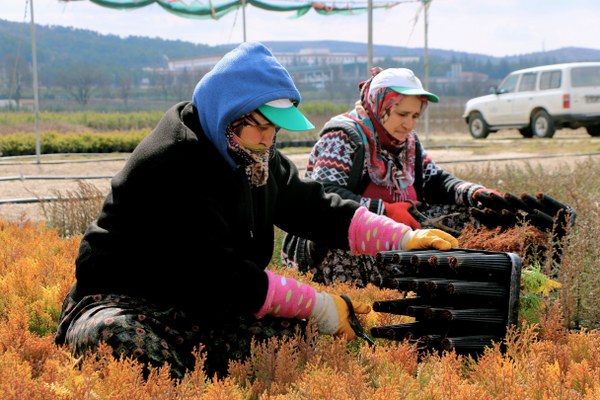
[1, 216, 600, 399]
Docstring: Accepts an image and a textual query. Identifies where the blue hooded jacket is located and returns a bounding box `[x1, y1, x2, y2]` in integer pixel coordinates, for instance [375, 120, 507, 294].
[192, 42, 302, 169]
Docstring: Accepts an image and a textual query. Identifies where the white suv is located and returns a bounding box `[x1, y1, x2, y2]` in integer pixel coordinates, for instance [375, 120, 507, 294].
[463, 62, 600, 138]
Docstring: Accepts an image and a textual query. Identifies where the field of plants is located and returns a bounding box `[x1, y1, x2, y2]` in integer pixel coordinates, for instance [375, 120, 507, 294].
[0, 109, 599, 398]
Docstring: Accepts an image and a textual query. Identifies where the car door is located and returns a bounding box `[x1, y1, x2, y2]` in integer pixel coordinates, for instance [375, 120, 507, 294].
[508, 71, 539, 124]
[485, 73, 520, 125]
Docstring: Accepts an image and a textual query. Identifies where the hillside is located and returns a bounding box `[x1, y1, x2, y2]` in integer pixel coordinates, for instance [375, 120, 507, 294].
[3, 17, 600, 109]
[2, 18, 600, 73]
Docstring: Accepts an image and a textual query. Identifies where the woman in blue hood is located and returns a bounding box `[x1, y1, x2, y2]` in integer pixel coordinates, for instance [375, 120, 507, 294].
[55, 42, 457, 379]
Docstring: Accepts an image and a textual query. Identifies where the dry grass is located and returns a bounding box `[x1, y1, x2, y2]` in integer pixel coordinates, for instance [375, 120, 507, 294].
[39, 181, 105, 238]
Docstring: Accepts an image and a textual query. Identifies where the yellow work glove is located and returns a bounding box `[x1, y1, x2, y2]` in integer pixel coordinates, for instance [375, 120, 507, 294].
[401, 228, 459, 250]
[309, 292, 371, 340]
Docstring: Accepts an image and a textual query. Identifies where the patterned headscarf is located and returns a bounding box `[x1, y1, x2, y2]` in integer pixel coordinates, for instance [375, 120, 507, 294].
[226, 111, 276, 187]
[345, 67, 429, 192]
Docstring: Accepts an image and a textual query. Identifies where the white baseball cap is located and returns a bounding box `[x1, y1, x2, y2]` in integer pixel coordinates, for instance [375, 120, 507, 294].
[369, 68, 440, 103]
[257, 99, 315, 131]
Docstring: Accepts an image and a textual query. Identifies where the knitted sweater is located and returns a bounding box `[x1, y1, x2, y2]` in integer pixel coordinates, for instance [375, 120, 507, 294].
[282, 116, 483, 268]
[306, 116, 483, 210]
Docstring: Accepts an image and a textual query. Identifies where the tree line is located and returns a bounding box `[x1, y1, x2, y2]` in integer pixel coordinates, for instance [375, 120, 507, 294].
[1, 18, 599, 111]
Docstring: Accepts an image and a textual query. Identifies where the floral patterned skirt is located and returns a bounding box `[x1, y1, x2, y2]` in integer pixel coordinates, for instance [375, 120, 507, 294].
[55, 293, 306, 379]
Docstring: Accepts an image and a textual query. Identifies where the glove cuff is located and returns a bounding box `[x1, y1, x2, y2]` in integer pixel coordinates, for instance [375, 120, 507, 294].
[348, 207, 412, 256]
[400, 229, 415, 249]
[254, 270, 316, 319]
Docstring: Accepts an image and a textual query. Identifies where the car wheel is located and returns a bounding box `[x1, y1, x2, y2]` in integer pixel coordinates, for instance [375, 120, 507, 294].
[531, 110, 555, 138]
[468, 112, 490, 139]
[519, 127, 533, 138]
[586, 125, 600, 137]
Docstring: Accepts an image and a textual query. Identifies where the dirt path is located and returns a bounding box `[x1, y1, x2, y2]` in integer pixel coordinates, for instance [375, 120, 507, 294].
[1, 131, 597, 223]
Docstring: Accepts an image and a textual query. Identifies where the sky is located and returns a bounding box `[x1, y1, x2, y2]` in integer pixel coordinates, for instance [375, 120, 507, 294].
[3, 0, 600, 57]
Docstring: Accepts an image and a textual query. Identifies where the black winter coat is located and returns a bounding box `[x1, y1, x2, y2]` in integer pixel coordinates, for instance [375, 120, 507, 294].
[69, 102, 358, 320]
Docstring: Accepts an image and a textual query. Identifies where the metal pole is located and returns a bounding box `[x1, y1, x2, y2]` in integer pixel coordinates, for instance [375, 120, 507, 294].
[29, 0, 41, 163]
[367, 0, 373, 73]
[423, 0, 430, 146]
[242, 0, 247, 42]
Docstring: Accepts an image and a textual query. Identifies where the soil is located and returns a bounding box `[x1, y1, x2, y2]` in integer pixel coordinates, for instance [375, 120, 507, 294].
[0, 130, 597, 223]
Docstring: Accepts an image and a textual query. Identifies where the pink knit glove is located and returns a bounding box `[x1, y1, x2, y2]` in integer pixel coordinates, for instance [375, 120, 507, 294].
[348, 207, 458, 255]
[348, 207, 412, 255]
[254, 270, 371, 340]
[254, 270, 316, 319]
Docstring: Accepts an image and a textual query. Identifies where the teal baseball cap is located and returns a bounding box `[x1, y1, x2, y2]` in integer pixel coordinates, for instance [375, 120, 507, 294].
[257, 99, 315, 131]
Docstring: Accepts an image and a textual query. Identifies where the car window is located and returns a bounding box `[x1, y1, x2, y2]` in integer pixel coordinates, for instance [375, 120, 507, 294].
[540, 70, 561, 90]
[498, 74, 519, 94]
[518, 72, 537, 92]
[571, 66, 600, 87]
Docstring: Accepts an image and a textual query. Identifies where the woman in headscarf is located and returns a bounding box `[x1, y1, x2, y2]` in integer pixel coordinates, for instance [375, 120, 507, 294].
[282, 67, 500, 287]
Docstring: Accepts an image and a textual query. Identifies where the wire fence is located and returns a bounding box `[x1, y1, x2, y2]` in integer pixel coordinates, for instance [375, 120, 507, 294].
[2, 149, 599, 205]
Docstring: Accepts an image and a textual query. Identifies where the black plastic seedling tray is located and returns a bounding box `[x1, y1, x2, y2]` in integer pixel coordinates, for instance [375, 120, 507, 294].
[370, 248, 522, 355]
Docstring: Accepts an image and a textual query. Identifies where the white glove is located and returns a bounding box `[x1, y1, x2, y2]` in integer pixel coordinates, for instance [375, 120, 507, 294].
[309, 292, 371, 340]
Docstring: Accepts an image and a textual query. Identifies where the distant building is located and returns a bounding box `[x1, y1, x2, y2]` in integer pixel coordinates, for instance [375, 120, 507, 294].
[166, 48, 419, 71]
[166, 55, 224, 73]
[164, 48, 420, 90]
[429, 63, 491, 96]
[0, 99, 17, 108]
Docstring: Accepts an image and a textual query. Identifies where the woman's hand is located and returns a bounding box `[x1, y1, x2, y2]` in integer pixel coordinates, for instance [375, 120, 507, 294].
[401, 229, 459, 250]
[384, 201, 421, 229]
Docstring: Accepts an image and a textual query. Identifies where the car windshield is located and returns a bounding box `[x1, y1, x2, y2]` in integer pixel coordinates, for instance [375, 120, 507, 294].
[497, 74, 519, 93]
[571, 66, 600, 87]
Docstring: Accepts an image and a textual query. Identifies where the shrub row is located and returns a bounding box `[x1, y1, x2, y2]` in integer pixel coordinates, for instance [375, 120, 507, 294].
[0, 111, 163, 131]
[0, 130, 148, 156]
[0, 103, 349, 133]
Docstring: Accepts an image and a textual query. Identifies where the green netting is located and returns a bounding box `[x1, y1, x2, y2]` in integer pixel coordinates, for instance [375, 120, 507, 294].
[89, 0, 155, 9]
[249, 0, 309, 12]
[82, 0, 399, 20]
[158, 0, 241, 20]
